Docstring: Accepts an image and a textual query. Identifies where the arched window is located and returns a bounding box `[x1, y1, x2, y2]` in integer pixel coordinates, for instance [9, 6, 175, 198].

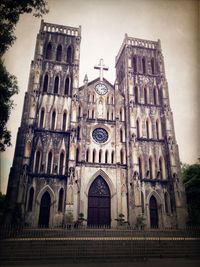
[51, 111, 56, 130]
[120, 149, 124, 164]
[153, 88, 157, 105]
[64, 77, 70, 95]
[146, 120, 149, 139]
[142, 57, 146, 74]
[56, 45, 62, 61]
[144, 87, 148, 104]
[107, 95, 109, 104]
[92, 149, 96, 163]
[78, 106, 82, 117]
[54, 76, 59, 94]
[35, 151, 41, 174]
[120, 107, 124, 121]
[92, 110, 94, 119]
[47, 151, 53, 174]
[151, 58, 155, 75]
[76, 147, 80, 162]
[40, 109, 45, 128]
[107, 111, 109, 120]
[133, 56, 137, 72]
[156, 120, 159, 139]
[141, 191, 144, 213]
[164, 192, 169, 213]
[111, 151, 115, 164]
[111, 95, 114, 105]
[62, 112, 67, 131]
[136, 119, 140, 138]
[159, 157, 164, 179]
[28, 187, 34, 211]
[86, 149, 89, 162]
[46, 43, 52, 59]
[120, 128, 123, 142]
[58, 188, 64, 212]
[149, 157, 153, 179]
[105, 150, 108, 163]
[92, 94, 95, 103]
[111, 111, 114, 120]
[135, 86, 139, 103]
[59, 152, 64, 175]
[99, 150, 102, 163]
[138, 157, 143, 179]
[77, 126, 80, 139]
[67, 45, 73, 64]
[43, 74, 48, 92]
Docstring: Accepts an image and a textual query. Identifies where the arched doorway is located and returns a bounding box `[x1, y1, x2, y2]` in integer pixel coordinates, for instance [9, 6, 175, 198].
[88, 176, 111, 227]
[38, 192, 51, 227]
[149, 195, 158, 228]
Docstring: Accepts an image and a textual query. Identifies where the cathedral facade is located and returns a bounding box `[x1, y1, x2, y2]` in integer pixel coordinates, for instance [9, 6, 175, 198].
[6, 20, 187, 228]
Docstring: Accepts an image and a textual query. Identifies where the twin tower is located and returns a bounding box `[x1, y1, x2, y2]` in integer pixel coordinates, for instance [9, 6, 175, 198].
[6, 20, 187, 228]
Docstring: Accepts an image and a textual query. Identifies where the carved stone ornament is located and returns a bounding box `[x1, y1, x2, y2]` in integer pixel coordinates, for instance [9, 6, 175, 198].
[92, 128, 108, 143]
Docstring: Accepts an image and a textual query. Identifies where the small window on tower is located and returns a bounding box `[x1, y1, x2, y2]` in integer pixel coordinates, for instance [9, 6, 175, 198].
[56, 45, 62, 61]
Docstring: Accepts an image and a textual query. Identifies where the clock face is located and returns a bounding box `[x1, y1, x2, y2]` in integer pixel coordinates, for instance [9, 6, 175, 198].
[95, 83, 108, 95]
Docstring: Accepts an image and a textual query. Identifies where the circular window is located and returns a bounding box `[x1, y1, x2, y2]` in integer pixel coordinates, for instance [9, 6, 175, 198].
[92, 128, 108, 143]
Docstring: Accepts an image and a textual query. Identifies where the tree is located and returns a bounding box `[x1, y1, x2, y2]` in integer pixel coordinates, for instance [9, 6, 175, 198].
[0, 0, 48, 151]
[182, 163, 200, 226]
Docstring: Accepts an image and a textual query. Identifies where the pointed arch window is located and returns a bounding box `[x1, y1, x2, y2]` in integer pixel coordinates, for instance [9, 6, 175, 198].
[43, 74, 48, 92]
[120, 149, 124, 164]
[149, 157, 153, 179]
[144, 87, 148, 104]
[135, 86, 139, 103]
[92, 149, 96, 163]
[142, 57, 146, 74]
[54, 76, 59, 94]
[40, 109, 45, 128]
[76, 147, 80, 162]
[146, 120, 149, 139]
[107, 111, 109, 120]
[86, 149, 89, 162]
[28, 187, 34, 211]
[62, 112, 67, 131]
[35, 151, 41, 174]
[138, 157, 143, 179]
[46, 43, 52, 59]
[159, 157, 164, 179]
[105, 150, 108, 164]
[77, 126, 80, 140]
[58, 188, 64, 212]
[67, 45, 73, 64]
[64, 77, 70, 95]
[136, 119, 140, 138]
[59, 152, 64, 175]
[133, 56, 137, 72]
[51, 111, 56, 130]
[111, 111, 114, 120]
[47, 151, 53, 174]
[156, 120, 159, 139]
[120, 128, 123, 142]
[92, 110, 94, 119]
[111, 151, 115, 164]
[56, 45, 62, 61]
[78, 106, 82, 117]
[99, 150, 102, 163]
[153, 88, 157, 105]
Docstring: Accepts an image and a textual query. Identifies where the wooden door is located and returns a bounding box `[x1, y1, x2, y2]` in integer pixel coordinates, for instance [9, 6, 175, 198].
[38, 192, 51, 228]
[150, 195, 158, 228]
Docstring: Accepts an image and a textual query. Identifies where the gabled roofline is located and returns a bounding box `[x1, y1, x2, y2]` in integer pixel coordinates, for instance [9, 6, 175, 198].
[79, 77, 114, 91]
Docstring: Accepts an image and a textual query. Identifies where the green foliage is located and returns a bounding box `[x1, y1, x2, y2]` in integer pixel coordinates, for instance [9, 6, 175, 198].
[135, 214, 145, 229]
[115, 213, 128, 226]
[182, 163, 200, 225]
[0, 0, 48, 151]
[11, 203, 24, 225]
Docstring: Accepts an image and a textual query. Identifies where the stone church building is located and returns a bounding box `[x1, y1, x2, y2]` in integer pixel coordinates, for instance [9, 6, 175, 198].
[6, 20, 187, 228]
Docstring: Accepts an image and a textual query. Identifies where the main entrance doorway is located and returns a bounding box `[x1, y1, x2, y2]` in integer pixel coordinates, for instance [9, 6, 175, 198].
[87, 176, 111, 227]
[150, 195, 158, 228]
[38, 191, 51, 227]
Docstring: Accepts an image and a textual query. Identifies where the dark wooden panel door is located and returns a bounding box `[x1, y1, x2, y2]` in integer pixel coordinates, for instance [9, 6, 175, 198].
[150, 196, 158, 228]
[38, 192, 51, 228]
[88, 176, 111, 227]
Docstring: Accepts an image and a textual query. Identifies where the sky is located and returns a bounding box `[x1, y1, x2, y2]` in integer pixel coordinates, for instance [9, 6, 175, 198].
[0, 0, 199, 193]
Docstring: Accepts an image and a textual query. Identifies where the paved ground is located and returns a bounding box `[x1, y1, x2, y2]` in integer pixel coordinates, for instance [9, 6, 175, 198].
[1, 258, 200, 267]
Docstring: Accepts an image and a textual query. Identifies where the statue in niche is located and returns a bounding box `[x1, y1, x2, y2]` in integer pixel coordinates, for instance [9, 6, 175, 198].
[98, 100, 103, 117]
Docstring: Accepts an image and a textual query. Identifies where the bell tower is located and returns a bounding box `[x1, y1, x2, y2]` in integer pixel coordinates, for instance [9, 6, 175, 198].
[115, 34, 187, 228]
[6, 20, 81, 227]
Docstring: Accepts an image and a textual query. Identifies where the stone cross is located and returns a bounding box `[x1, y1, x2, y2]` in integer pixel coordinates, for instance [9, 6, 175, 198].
[94, 58, 109, 82]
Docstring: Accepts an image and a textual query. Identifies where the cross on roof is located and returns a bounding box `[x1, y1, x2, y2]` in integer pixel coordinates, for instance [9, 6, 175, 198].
[94, 59, 109, 82]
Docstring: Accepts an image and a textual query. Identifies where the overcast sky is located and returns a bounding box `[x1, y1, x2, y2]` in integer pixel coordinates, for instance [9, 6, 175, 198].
[0, 0, 199, 193]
